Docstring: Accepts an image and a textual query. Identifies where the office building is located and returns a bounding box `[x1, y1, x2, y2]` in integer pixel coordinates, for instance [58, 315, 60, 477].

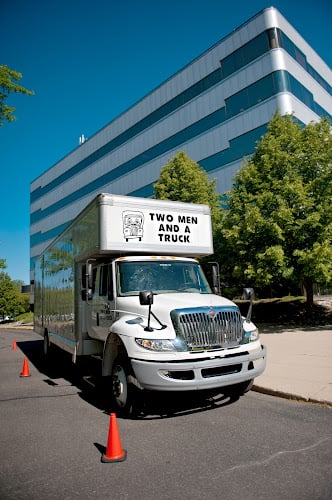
[30, 6, 332, 284]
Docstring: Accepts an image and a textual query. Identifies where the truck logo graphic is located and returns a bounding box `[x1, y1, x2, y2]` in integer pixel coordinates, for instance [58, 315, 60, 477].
[122, 211, 144, 241]
[208, 307, 216, 319]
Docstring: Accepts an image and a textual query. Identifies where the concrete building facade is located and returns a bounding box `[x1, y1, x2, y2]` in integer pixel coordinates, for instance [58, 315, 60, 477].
[30, 6, 332, 284]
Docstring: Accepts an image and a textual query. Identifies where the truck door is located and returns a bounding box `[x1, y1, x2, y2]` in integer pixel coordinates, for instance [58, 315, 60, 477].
[87, 263, 115, 341]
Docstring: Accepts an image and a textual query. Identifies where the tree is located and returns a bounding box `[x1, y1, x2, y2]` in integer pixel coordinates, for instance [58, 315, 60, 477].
[220, 113, 332, 306]
[0, 272, 24, 318]
[154, 151, 222, 233]
[0, 65, 34, 125]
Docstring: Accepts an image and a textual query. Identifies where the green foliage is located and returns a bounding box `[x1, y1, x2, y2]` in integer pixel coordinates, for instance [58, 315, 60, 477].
[0, 271, 30, 318]
[154, 151, 222, 233]
[15, 311, 34, 324]
[0, 65, 34, 125]
[12, 279, 25, 291]
[220, 113, 332, 304]
[235, 296, 332, 326]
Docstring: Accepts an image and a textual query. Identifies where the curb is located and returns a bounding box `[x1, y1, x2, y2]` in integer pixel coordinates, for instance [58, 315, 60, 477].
[252, 385, 332, 408]
[0, 324, 33, 330]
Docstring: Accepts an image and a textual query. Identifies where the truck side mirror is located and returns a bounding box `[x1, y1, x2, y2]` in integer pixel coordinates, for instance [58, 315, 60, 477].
[139, 291, 166, 331]
[209, 262, 221, 295]
[81, 289, 93, 301]
[87, 262, 93, 289]
[243, 288, 255, 323]
[81, 261, 94, 301]
[139, 290, 154, 306]
[243, 287, 255, 300]
[139, 291, 154, 332]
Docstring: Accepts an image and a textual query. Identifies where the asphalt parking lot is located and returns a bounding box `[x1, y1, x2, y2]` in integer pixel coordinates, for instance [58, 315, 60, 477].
[1, 328, 331, 500]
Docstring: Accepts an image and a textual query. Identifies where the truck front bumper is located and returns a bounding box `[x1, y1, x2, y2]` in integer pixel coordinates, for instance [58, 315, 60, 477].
[131, 345, 266, 391]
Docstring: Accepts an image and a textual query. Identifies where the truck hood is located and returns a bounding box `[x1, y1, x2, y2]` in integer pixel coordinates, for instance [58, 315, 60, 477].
[115, 292, 240, 337]
[152, 292, 236, 311]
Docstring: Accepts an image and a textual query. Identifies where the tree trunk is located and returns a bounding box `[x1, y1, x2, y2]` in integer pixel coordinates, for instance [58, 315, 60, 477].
[303, 279, 314, 308]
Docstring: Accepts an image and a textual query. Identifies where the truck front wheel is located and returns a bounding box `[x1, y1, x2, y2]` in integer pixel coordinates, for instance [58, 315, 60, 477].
[111, 357, 139, 417]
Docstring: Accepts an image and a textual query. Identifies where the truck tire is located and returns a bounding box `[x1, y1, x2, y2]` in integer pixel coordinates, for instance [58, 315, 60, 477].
[43, 331, 53, 357]
[111, 356, 140, 417]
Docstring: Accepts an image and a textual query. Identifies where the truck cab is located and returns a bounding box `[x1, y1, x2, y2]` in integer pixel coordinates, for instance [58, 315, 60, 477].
[84, 255, 266, 415]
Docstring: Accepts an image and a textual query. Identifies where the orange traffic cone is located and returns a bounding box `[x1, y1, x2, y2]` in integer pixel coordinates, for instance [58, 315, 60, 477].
[20, 357, 31, 377]
[12, 339, 17, 350]
[101, 413, 127, 463]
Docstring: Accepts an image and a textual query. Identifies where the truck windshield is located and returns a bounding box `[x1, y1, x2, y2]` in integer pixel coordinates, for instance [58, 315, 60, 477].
[117, 260, 212, 296]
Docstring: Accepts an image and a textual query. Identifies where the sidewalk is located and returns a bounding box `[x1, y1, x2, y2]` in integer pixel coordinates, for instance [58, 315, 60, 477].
[253, 325, 332, 406]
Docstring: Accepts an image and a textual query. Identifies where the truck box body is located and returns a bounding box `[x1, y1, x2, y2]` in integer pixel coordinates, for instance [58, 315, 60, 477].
[34, 193, 266, 413]
[46, 192, 213, 260]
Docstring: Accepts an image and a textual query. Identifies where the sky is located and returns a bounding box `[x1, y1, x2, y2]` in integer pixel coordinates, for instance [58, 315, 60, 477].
[1, 0, 331, 285]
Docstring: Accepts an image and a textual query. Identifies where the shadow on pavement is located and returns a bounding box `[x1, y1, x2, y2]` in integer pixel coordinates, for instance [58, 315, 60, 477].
[16, 338, 244, 419]
[126, 390, 239, 420]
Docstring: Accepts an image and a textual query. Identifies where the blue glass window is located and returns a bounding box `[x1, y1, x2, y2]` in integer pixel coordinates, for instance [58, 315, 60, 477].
[279, 31, 331, 95]
[220, 31, 269, 79]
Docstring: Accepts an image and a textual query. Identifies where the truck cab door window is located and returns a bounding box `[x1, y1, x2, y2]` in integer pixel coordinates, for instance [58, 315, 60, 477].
[100, 264, 113, 301]
[100, 265, 107, 297]
[87, 264, 115, 340]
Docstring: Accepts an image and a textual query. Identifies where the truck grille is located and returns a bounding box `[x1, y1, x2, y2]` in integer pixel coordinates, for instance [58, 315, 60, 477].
[171, 306, 243, 350]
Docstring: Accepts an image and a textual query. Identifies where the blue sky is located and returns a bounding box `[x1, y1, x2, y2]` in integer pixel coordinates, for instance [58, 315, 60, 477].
[1, 0, 331, 284]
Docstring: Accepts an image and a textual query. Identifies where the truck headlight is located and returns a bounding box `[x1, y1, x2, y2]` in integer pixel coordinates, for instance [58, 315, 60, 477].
[243, 327, 259, 342]
[135, 338, 187, 352]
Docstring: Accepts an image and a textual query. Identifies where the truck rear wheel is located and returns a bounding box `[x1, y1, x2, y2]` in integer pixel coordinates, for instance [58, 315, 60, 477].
[43, 331, 53, 357]
[111, 356, 140, 417]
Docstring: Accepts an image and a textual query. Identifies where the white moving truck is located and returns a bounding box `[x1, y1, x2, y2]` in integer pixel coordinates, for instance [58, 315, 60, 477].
[34, 193, 266, 415]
